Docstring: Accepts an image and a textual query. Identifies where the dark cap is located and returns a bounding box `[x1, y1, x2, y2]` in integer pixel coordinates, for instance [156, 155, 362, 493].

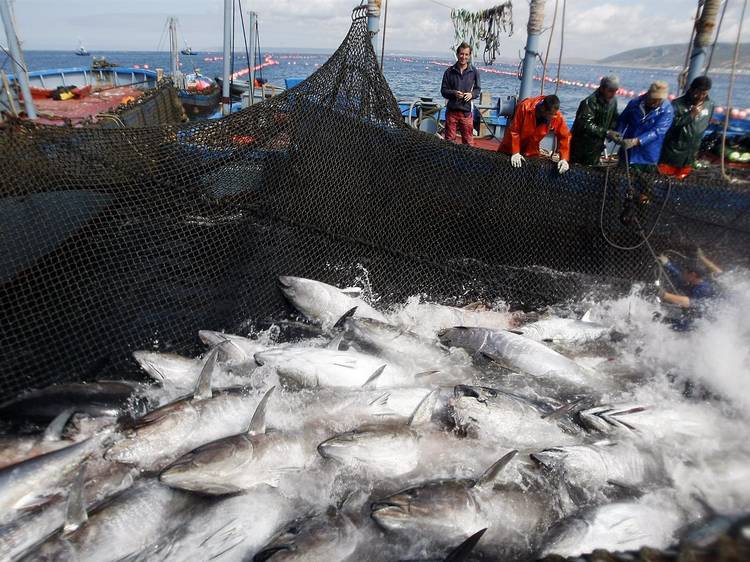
[689, 76, 712, 91]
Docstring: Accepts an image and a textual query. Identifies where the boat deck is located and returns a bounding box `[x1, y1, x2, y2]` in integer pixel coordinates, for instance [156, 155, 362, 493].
[32, 85, 146, 126]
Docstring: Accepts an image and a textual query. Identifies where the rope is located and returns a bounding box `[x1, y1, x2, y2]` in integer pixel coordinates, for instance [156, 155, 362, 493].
[720, 0, 746, 180]
[237, 0, 253, 100]
[553, 0, 566, 96]
[705, 0, 729, 74]
[599, 148, 675, 252]
[678, 2, 703, 92]
[539, 0, 559, 96]
[450, 3, 512, 64]
[380, 0, 389, 72]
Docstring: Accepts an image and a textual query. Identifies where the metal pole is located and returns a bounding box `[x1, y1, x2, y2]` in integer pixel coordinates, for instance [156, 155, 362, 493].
[685, 0, 721, 91]
[367, 0, 381, 62]
[0, 0, 36, 119]
[248, 11, 257, 104]
[222, 0, 232, 115]
[519, 0, 546, 101]
[168, 17, 182, 88]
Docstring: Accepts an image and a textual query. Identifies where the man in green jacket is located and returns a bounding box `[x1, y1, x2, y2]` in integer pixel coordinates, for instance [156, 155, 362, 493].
[658, 76, 714, 180]
[570, 75, 622, 166]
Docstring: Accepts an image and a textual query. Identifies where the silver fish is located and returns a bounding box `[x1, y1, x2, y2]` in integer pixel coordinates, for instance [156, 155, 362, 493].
[438, 327, 601, 391]
[371, 452, 551, 558]
[540, 497, 685, 557]
[278, 276, 387, 329]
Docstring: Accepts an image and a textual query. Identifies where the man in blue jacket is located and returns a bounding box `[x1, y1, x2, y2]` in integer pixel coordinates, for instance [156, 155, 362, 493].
[440, 42, 481, 147]
[616, 81, 674, 173]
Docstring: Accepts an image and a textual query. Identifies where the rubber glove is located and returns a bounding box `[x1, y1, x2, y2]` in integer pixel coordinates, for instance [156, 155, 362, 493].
[510, 153, 525, 167]
[557, 159, 569, 174]
[658, 254, 669, 265]
[621, 138, 639, 150]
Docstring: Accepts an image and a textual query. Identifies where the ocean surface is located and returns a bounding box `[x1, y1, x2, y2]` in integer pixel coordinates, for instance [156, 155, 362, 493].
[9, 50, 750, 117]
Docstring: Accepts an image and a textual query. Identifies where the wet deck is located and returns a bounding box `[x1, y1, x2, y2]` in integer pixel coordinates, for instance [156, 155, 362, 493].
[32, 86, 146, 126]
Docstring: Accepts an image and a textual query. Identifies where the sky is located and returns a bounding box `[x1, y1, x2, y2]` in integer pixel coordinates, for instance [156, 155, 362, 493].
[3, 0, 749, 60]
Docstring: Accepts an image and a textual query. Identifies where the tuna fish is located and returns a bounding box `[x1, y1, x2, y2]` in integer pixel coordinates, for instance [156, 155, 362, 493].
[278, 276, 387, 329]
[253, 509, 360, 562]
[540, 496, 685, 557]
[255, 346, 410, 389]
[370, 452, 553, 558]
[449, 384, 581, 447]
[512, 312, 611, 344]
[438, 327, 603, 391]
[160, 388, 321, 494]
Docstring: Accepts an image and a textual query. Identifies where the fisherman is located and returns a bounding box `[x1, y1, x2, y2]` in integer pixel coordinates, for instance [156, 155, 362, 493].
[657, 248, 722, 319]
[440, 42, 481, 147]
[569, 75, 622, 166]
[658, 76, 715, 180]
[497, 94, 571, 174]
[616, 80, 674, 173]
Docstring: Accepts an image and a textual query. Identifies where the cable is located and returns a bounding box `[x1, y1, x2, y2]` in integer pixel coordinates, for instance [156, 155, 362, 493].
[678, 2, 702, 92]
[705, 0, 729, 74]
[553, 0, 566, 96]
[380, 0, 389, 72]
[539, 0, 558, 96]
[720, 0, 746, 180]
[237, 0, 253, 100]
[599, 147, 674, 252]
[426, 0, 455, 9]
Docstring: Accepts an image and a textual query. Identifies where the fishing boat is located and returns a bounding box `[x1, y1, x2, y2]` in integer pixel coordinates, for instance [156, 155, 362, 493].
[74, 42, 89, 57]
[181, 42, 197, 56]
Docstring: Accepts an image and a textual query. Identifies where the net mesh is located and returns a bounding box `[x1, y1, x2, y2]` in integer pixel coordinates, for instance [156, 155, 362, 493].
[1, 8, 749, 401]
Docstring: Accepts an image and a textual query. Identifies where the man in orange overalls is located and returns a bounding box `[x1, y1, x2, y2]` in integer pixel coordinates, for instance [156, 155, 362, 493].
[498, 94, 572, 174]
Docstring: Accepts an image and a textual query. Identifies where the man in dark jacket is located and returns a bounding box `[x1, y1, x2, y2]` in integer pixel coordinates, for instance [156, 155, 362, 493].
[658, 76, 714, 179]
[440, 42, 481, 147]
[570, 75, 622, 166]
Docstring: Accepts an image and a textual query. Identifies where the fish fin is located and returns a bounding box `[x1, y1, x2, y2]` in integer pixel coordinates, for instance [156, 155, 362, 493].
[690, 492, 717, 518]
[63, 465, 88, 534]
[333, 307, 358, 330]
[368, 392, 390, 408]
[408, 389, 439, 427]
[362, 365, 387, 388]
[580, 309, 593, 323]
[473, 450, 518, 490]
[444, 528, 487, 562]
[414, 370, 440, 378]
[541, 397, 587, 420]
[340, 287, 362, 298]
[247, 386, 275, 436]
[193, 348, 218, 401]
[327, 334, 344, 350]
[43, 408, 76, 442]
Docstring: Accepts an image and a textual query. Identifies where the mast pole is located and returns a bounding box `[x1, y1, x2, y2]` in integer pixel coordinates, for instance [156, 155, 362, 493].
[222, 0, 233, 115]
[0, 0, 36, 119]
[367, 0, 381, 63]
[685, 0, 722, 91]
[519, 0, 546, 101]
[168, 17, 182, 88]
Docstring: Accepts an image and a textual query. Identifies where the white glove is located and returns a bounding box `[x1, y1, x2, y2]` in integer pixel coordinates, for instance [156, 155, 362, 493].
[510, 153, 525, 168]
[557, 159, 569, 174]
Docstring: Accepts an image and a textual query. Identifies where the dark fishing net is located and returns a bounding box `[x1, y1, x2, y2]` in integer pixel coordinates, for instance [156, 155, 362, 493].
[0, 7, 749, 401]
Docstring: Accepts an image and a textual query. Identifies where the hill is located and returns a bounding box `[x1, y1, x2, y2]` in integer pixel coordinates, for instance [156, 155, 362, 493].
[599, 43, 750, 71]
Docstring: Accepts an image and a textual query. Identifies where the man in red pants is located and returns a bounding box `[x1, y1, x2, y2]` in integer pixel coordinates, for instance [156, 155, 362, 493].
[440, 42, 481, 147]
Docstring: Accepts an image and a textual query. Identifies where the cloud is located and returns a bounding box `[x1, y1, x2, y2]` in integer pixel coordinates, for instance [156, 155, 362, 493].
[5, 0, 748, 59]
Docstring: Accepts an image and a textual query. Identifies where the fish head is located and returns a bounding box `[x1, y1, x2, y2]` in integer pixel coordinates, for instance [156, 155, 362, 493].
[541, 517, 591, 557]
[371, 481, 476, 537]
[254, 512, 356, 561]
[437, 327, 472, 349]
[278, 276, 332, 324]
[160, 435, 254, 494]
[449, 385, 519, 437]
[317, 428, 418, 475]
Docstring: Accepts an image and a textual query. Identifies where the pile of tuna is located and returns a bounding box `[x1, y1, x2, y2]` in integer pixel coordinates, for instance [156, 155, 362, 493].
[1, 276, 749, 561]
